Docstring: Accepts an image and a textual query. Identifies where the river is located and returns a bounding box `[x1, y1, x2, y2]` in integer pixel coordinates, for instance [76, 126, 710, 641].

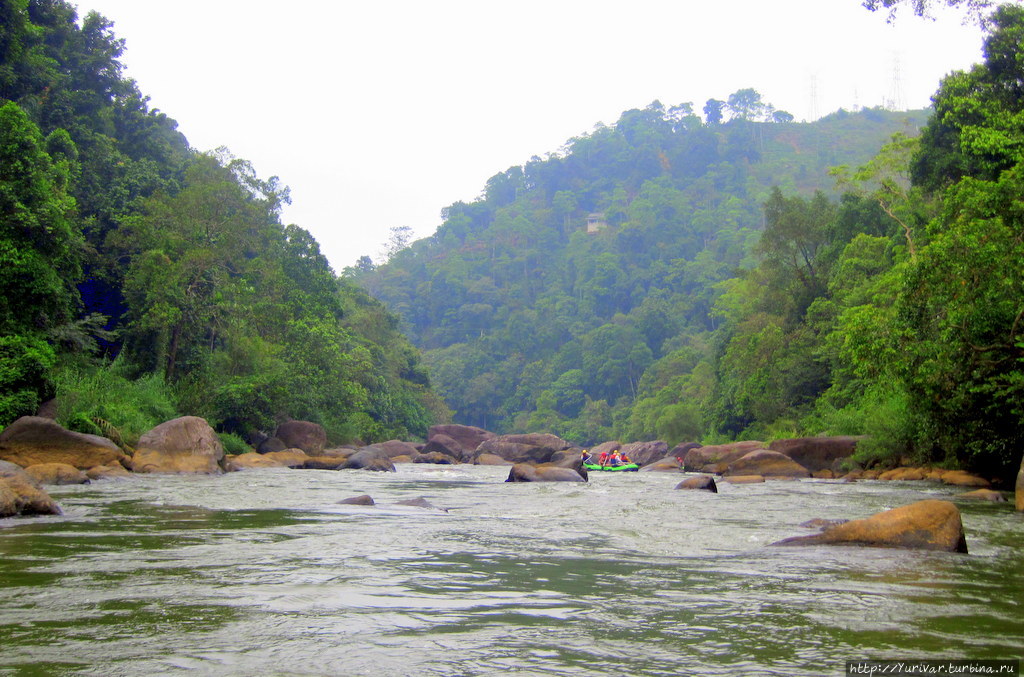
[1, 465, 1021, 676]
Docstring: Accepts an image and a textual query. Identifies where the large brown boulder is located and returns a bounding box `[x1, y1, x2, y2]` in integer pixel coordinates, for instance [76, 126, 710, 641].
[227, 452, 286, 470]
[958, 489, 1006, 502]
[773, 499, 968, 553]
[639, 457, 682, 472]
[0, 416, 128, 470]
[768, 436, 860, 472]
[589, 441, 621, 457]
[682, 441, 764, 472]
[414, 451, 457, 465]
[505, 463, 586, 482]
[302, 455, 349, 470]
[941, 471, 990, 488]
[620, 440, 669, 467]
[725, 450, 810, 478]
[0, 472, 61, 517]
[24, 462, 89, 485]
[341, 447, 396, 472]
[476, 433, 571, 464]
[372, 440, 422, 459]
[427, 424, 494, 454]
[1017, 452, 1024, 512]
[418, 435, 463, 461]
[86, 464, 133, 480]
[474, 453, 512, 466]
[274, 421, 326, 455]
[668, 441, 702, 460]
[130, 416, 225, 474]
[262, 449, 310, 468]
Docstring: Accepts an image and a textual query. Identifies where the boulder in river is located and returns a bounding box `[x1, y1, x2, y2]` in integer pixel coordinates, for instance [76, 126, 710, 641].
[228, 452, 287, 470]
[682, 441, 764, 473]
[476, 433, 572, 464]
[418, 434, 464, 462]
[725, 450, 810, 478]
[619, 440, 669, 467]
[640, 457, 683, 472]
[723, 475, 765, 484]
[261, 449, 310, 468]
[414, 451, 457, 465]
[505, 463, 586, 482]
[941, 471, 990, 488]
[24, 462, 88, 485]
[427, 424, 495, 455]
[958, 489, 1006, 503]
[0, 416, 128, 470]
[772, 499, 968, 553]
[341, 448, 396, 472]
[675, 475, 717, 492]
[85, 464, 133, 480]
[394, 496, 448, 512]
[0, 464, 61, 517]
[474, 453, 512, 466]
[338, 494, 375, 506]
[372, 439, 423, 459]
[768, 436, 860, 472]
[130, 416, 225, 474]
[273, 420, 327, 455]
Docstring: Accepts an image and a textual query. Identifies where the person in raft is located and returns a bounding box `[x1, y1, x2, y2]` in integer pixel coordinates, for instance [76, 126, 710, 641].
[581, 449, 593, 464]
[608, 451, 623, 467]
[598, 449, 609, 466]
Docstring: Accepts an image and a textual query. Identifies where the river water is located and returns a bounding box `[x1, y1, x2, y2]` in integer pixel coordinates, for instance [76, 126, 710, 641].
[1, 465, 1021, 676]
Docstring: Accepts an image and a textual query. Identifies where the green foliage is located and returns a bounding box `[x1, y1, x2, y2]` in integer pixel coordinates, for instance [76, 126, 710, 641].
[53, 362, 178, 447]
[0, 334, 56, 425]
[359, 96, 923, 443]
[217, 432, 251, 455]
[0, 2, 446, 446]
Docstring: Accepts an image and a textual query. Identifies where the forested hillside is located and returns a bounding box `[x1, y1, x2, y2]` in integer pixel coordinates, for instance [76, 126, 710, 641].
[0, 0, 448, 446]
[356, 7, 1024, 480]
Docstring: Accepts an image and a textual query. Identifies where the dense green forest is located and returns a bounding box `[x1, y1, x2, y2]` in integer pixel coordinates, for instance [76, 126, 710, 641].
[356, 6, 1024, 480]
[0, 0, 449, 447]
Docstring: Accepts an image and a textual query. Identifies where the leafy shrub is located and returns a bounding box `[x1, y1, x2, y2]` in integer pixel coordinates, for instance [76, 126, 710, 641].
[217, 432, 252, 455]
[54, 362, 179, 447]
[0, 335, 56, 427]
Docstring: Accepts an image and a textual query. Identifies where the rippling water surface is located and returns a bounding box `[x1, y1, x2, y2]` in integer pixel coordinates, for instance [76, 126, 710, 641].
[1, 466, 1021, 676]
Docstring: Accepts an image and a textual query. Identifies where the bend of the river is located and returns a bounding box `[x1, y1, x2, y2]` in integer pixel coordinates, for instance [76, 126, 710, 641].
[1, 465, 1021, 676]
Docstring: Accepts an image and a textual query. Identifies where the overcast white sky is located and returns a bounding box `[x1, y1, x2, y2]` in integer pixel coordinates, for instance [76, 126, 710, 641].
[77, 0, 991, 272]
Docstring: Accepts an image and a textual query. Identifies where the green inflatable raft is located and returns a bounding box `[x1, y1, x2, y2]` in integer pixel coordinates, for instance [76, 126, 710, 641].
[583, 462, 639, 472]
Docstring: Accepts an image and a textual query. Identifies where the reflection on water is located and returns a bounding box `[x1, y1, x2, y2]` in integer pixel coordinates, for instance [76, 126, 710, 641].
[0, 466, 1021, 676]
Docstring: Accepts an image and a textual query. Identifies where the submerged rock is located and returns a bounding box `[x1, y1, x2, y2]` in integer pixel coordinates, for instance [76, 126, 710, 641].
[24, 462, 88, 485]
[772, 499, 968, 553]
[723, 475, 765, 484]
[725, 450, 810, 478]
[338, 494, 375, 506]
[341, 448, 396, 472]
[958, 489, 1006, 503]
[0, 476, 61, 517]
[675, 475, 717, 492]
[505, 463, 585, 482]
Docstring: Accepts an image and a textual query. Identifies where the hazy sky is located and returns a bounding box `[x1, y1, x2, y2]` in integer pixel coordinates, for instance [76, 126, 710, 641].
[77, 0, 990, 272]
